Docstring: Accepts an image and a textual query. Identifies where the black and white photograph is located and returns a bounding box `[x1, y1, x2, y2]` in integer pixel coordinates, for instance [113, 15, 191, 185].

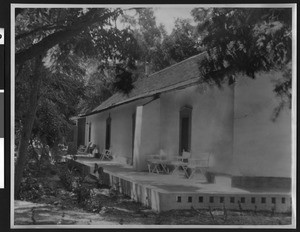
[9, 3, 296, 228]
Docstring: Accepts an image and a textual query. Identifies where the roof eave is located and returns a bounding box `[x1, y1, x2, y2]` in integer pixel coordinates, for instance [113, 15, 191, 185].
[79, 77, 200, 118]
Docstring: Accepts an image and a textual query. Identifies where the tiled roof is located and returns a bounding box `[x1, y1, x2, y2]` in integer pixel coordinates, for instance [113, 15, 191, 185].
[84, 52, 205, 116]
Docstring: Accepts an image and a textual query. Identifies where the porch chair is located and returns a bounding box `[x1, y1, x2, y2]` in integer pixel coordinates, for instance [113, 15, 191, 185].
[187, 152, 211, 179]
[170, 150, 191, 177]
[100, 149, 113, 161]
[77, 142, 96, 157]
[77, 142, 92, 155]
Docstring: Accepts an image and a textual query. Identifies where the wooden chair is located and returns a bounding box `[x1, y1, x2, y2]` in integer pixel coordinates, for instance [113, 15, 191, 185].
[76, 142, 97, 158]
[100, 149, 113, 161]
[187, 152, 211, 179]
[77, 142, 92, 155]
[170, 151, 191, 177]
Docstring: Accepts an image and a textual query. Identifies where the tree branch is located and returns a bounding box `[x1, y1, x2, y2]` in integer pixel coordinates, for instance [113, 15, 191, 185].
[15, 9, 114, 65]
[16, 24, 66, 41]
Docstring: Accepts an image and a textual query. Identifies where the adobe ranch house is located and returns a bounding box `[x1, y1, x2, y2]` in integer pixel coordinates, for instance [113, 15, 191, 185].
[76, 53, 291, 187]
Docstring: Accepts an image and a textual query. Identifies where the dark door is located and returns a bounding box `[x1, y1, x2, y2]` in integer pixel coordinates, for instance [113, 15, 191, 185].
[131, 112, 136, 165]
[105, 116, 111, 149]
[180, 117, 190, 152]
[179, 106, 192, 154]
[77, 117, 86, 147]
[88, 122, 91, 143]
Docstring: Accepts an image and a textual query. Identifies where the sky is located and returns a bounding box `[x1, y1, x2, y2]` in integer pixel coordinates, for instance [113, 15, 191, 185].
[153, 7, 195, 34]
[120, 6, 196, 35]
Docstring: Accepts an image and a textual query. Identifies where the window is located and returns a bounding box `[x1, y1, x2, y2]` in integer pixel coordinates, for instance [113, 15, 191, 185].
[177, 196, 181, 203]
[220, 197, 224, 203]
[179, 106, 192, 153]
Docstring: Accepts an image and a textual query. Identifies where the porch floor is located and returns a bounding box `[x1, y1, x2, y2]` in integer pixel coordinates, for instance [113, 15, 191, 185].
[75, 157, 290, 194]
[73, 158, 292, 212]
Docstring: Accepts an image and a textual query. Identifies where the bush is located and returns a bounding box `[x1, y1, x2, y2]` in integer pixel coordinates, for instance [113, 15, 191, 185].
[58, 163, 76, 191]
[74, 184, 92, 204]
[67, 142, 77, 155]
[19, 176, 45, 201]
[57, 162, 92, 205]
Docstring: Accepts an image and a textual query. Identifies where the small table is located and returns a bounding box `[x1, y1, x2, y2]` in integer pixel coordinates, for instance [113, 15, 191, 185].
[147, 155, 170, 174]
[170, 156, 190, 177]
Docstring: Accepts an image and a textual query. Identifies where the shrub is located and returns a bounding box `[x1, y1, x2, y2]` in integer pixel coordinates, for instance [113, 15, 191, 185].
[19, 176, 45, 201]
[74, 183, 92, 204]
[57, 162, 92, 205]
[67, 142, 77, 155]
[58, 163, 75, 191]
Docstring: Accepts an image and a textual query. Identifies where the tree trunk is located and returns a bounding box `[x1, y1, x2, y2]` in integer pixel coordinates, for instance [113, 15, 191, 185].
[14, 56, 43, 198]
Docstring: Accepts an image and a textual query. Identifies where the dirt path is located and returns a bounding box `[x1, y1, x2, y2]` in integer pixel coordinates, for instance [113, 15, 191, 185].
[15, 200, 118, 225]
[14, 198, 292, 226]
[14, 174, 292, 226]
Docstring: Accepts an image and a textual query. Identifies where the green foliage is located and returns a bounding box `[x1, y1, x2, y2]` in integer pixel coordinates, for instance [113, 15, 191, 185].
[113, 66, 134, 94]
[162, 18, 200, 63]
[193, 8, 292, 83]
[67, 142, 77, 155]
[58, 162, 92, 204]
[119, 8, 202, 74]
[77, 62, 115, 114]
[193, 8, 292, 117]
[24, 143, 54, 176]
[19, 176, 46, 201]
[18, 142, 63, 201]
[74, 183, 92, 204]
[120, 8, 169, 74]
[15, 8, 123, 64]
[59, 171, 74, 191]
[15, 7, 140, 147]
[58, 162, 77, 191]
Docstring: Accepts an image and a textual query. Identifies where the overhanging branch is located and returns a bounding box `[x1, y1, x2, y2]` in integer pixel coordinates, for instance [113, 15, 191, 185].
[16, 24, 66, 41]
[15, 9, 115, 65]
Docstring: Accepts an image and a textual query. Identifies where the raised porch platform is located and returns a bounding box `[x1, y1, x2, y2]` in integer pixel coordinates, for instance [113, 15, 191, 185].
[70, 158, 292, 213]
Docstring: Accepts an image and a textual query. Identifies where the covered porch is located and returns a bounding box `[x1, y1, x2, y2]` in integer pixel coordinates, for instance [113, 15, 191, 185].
[70, 157, 291, 213]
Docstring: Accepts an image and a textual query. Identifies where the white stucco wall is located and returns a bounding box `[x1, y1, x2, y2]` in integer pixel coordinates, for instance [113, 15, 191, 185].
[233, 73, 291, 177]
[87, 98, 150, 164]
[160, 84, 234, 174]
[85, 72, 291, 178]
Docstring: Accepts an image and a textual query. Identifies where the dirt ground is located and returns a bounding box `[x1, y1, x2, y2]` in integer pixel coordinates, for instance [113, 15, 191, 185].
[14, 173, 292, 226]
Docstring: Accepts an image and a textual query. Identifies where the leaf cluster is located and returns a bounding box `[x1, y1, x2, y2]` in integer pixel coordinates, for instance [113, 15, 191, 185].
[192, 8, 292, 119]
[193, 8, 292, 86]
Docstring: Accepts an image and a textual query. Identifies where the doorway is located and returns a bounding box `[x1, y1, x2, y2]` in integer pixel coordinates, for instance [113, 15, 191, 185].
[105, 115, 111, 149]
[179, 106, 192, 154]
[77, 117, 86, 147]
[88, 122, 91, 143]
[131, 112, 136, 165]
